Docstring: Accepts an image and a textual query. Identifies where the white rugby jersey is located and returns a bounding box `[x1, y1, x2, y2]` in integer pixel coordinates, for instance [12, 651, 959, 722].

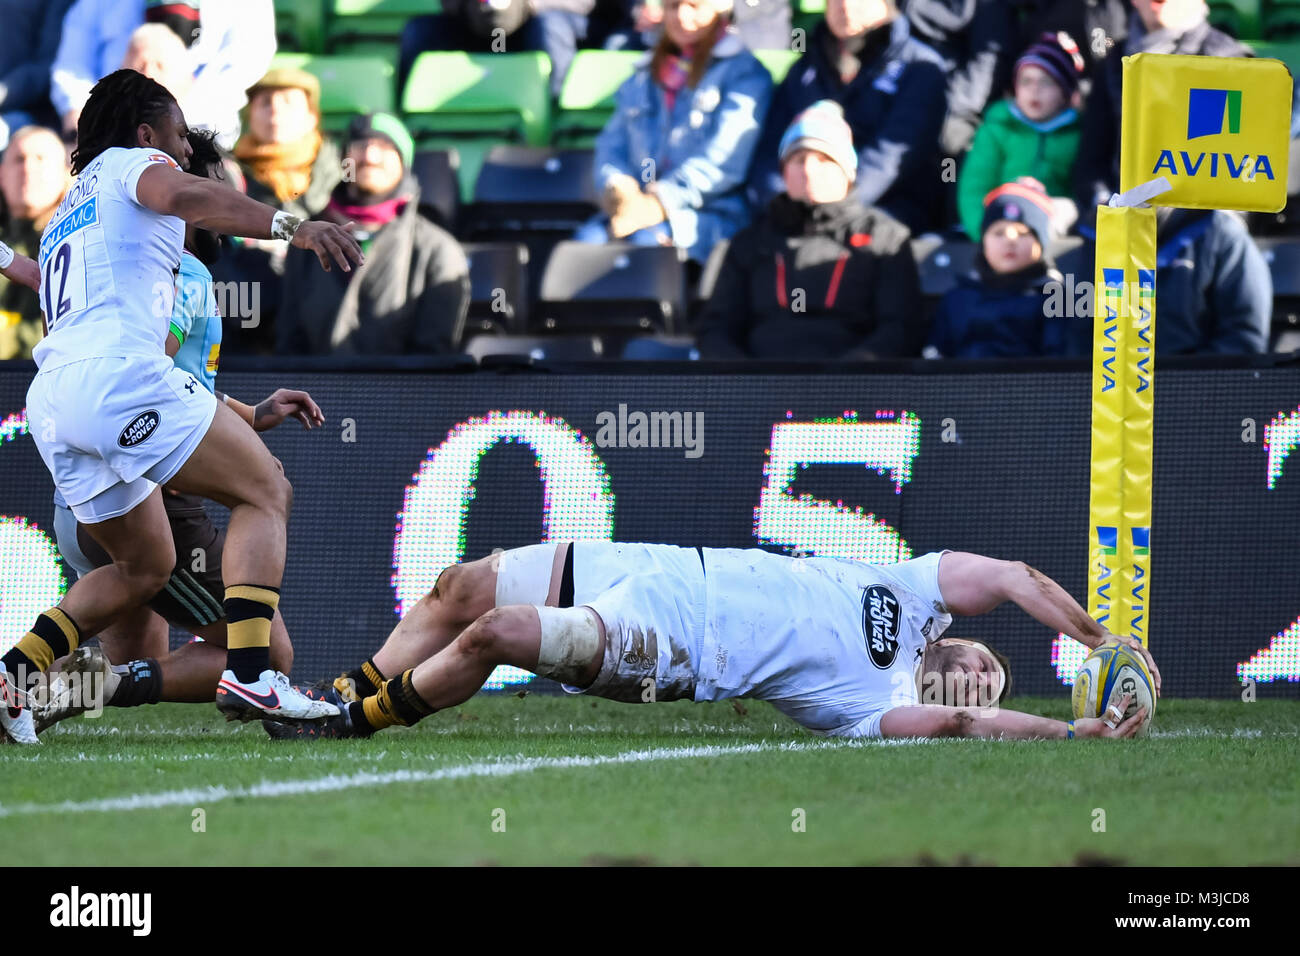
[33, 147, 185, 371]
[696, 549, 954, 737]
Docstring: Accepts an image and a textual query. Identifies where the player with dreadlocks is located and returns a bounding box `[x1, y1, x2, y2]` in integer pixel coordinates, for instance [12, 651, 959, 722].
[14, 129, 333, 732]
[1, 70, 361, 743]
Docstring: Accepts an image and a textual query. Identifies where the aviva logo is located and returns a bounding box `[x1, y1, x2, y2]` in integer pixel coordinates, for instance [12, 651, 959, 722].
[1151, 87, 1274, 182]
[1187, 87, 1242, 138]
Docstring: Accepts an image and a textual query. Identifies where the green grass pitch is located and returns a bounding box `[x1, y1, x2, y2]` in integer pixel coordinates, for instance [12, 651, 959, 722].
[2, 695, 1296, 866]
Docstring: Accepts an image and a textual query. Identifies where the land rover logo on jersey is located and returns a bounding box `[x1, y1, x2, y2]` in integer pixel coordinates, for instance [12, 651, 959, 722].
[119, 410, 160, 447]
[862, 585, 901, 668]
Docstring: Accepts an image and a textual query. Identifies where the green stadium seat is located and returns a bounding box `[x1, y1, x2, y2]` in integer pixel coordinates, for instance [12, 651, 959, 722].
[268, 53, 396, 132]
[553, 50, 639, 147]
[1265, 0, 1300, 39]
[402, 51, 552, 145]
[327, 0, 441, 54]
[1209, 0, 1262, 39]
[1251, 39, 1300, 70]
[274, 0, 327, 53]
[753, 48, 801, 84]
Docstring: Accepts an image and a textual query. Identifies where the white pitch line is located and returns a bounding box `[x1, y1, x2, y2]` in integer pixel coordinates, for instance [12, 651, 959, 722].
[0, 738, 890, 818]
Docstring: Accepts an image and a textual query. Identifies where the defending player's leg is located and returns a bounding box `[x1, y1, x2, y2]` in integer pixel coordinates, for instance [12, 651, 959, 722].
[340, 604, 604, 738]
[163, 401, 332, 723]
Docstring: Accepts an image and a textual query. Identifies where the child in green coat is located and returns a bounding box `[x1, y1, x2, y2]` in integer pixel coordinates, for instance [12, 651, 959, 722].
[957, 31, 1085, 241]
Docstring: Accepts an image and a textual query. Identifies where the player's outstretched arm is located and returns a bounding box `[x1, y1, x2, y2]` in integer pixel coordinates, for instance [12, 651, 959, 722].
[214, 389, 324, 432]
[0, 242, 40, 292]
[937, 551, 1161, 696]
[879, 695, 1146, 740]
[134, 164, 363, 273]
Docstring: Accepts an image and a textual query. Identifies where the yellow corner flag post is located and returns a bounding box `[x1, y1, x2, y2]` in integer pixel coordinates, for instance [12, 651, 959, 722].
[1088, 53, 1292, 650]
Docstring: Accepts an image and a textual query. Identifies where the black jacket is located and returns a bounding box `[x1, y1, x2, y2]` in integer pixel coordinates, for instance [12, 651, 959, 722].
[276, 182, 470, 356]
[697, 193, 923, 359]
[903, 0, 1017, 155]
[1074, 18, 1251, 212]
[1012, 0, 1130, 81]
[747, 16, 948, 234]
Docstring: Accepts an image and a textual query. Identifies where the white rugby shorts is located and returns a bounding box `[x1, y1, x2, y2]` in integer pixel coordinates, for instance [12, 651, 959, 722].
[26, 354, 217, 522]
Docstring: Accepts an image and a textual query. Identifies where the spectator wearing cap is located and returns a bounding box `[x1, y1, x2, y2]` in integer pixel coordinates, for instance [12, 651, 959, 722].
[215, 66, 343, 353]
[576, 0, 772, 264]
[926, 180, 1068, 359]
[698, 100, 923, 360]
[747, 0, 947, 235]
[0, 1, 74, 152]
[276, 113, 470, 357]
[235, 67, 342, 222]
[957, 30, 1083, 242]
[1075, 0, 1250, 217]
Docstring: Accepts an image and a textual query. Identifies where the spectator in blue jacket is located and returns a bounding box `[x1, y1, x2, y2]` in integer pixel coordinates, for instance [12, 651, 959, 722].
[747, 0, 947, 234]
[1149, 210, 1272, 354]
[1058, 208, 1273, 356]
[0, 1, 74, 151]
[926, 180, 1067, 359]
[575, 0, 773, 263]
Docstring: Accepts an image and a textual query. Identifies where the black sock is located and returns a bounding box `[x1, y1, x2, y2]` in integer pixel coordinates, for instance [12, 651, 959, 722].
[108, 659, 163, 707]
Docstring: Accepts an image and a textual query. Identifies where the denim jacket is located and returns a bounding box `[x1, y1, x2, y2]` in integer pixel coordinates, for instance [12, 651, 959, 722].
[594, 30, 774, 262]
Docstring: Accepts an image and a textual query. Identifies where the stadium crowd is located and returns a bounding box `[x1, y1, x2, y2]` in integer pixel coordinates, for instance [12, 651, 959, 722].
[1, 0, 1297, 362]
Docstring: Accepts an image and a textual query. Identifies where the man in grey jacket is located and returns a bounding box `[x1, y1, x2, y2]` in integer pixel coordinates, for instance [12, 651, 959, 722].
[275, 113, 470, 357]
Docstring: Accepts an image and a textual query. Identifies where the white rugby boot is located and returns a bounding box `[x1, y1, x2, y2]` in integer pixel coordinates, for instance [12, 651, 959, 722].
[216, 669, 340, 724]
[0, 661, 39, 745]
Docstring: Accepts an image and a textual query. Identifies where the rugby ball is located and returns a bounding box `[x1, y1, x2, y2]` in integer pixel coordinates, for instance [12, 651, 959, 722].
[1071, 644, 1156, 736]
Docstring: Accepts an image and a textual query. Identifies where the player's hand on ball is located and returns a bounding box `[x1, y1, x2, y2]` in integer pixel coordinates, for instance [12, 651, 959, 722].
[1102, 634, 1162, 697]
[1074, 693, 1147, 738]
[292, 220, 363, 273]
[252, 389, 325, 432]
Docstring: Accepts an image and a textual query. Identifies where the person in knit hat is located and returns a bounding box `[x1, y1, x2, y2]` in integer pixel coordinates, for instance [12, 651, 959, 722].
[698, 99, 924, 360]
[957, 30, 1084, 241]
[746, 0, 947, 234]
[927, 179, 1068, 359]
[276, 111, 470, 357]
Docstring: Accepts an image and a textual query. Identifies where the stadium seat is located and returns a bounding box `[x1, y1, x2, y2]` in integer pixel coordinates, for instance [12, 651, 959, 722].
[552, 50, 640, 147]
[620, 335, 700, 359]
[274, 0, 327, 53]
[536, 241, 688, 334]
[410, 148, 461, 232]
[402, 52, 552, 146]
[268, 53, 395, 132]
[462, 241, 530, 335]
[753, 49, 801, 84]
[464, 333, 607, 363]
[462, 146, 599, 239]
[1264, 0, 1300, 39]
[1208, 0, 1262, 38]
[691, 237, 729, 321]
[1257, 237, 1300, 349]
[1251, 39, 1300, 70]
[327, 0, 439, 54]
